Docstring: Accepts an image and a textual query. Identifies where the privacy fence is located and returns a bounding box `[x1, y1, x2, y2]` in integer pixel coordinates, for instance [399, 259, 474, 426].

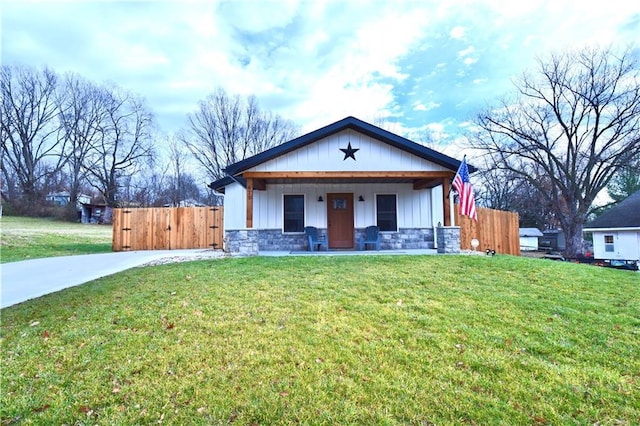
[112, 207, 223, 251]
[455, 206, 520, 256]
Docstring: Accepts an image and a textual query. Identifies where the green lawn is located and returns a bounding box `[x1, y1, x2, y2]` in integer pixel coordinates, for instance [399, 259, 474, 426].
[0, 216, 113, 263]
[1, 255, 638, 425]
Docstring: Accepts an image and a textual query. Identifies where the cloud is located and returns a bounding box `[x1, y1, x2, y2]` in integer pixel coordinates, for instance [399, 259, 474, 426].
[450, 26, 465, 40]
[2, 0, 639, 144]
[413, 101, 441, 112]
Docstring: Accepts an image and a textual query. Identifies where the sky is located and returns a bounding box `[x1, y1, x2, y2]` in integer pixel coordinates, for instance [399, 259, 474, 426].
[2, 0, 640, 154]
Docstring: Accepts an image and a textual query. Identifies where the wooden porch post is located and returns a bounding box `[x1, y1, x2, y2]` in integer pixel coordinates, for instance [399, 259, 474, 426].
[442, 178, 451, 226]
[246, 178, 254, 228]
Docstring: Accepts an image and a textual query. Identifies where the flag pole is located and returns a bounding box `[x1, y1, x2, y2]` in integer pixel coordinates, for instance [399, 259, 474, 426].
[449, 155, 466, 226]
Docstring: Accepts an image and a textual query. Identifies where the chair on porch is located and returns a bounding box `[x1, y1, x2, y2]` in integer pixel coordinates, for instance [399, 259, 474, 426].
[304, 226, 328, 252]
[359, 226, 381, 251]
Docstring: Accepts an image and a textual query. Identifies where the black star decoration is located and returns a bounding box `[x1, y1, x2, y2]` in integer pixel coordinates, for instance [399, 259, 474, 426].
[340, 142, 359, 161]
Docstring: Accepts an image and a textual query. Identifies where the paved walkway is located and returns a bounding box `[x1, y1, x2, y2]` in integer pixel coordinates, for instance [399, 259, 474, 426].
[1, 249, 225, 309]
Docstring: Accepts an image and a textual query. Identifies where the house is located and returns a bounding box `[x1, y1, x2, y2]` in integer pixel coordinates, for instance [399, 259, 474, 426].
[208, 116, 473, 254]
[584, 190, 640, 265]
[45, 191, 91, 207]
[519, 228, 542, 251]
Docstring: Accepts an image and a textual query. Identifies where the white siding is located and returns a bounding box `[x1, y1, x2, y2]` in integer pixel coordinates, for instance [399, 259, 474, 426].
[251, 183, 437, 230]
[591, 231, 640, 260]
[520, 236, 538, 251]
[252, 130, 450, 172]
[223, 182, 246, 229]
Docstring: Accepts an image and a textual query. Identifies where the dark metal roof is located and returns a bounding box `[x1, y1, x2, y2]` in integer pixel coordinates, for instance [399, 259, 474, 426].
[585, 190, 640, 229]
[209, 116, 474, 191]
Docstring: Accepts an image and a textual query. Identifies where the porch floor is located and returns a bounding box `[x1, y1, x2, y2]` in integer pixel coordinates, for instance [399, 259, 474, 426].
[260, 248, 439, 257]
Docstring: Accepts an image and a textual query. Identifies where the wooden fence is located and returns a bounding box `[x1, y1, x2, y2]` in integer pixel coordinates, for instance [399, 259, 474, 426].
[455, 206, 520, 255]
[112, 207, 223, 251]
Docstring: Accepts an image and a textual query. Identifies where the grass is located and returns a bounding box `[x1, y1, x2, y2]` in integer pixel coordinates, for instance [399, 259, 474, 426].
[0, 216, 113, 263]
[1, 255, 638, 425]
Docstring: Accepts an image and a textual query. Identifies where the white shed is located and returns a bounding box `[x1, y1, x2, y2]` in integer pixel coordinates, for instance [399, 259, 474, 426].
[519, 228, 543, 251]
[584, 190, 640, 264]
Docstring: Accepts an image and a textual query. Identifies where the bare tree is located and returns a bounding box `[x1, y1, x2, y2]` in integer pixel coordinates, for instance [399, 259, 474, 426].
[84, 86, 155, 206]
[471, 46, 640, 256]
[0, 65, 67, 211]
[57, 74, 108, 210]
[181, 88, 298, 180]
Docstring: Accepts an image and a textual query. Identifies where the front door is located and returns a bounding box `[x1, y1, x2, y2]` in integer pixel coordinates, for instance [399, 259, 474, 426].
[327, 193, 354, 249]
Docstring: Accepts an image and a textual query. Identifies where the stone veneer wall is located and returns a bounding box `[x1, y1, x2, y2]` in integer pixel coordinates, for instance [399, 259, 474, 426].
[257, 229, 319, 252]
[373, 227, 435, 250]
[225, 228, 434, 251]
[224, 229, 259, 256]
[225, 228, 437, 253]
[436, 226, 461, 253]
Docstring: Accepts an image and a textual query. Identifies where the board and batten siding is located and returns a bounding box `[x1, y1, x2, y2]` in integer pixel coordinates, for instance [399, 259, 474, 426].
[222, 128, 449, 231]
[252, 130, 450, 172]
[223, 182, 441, 231]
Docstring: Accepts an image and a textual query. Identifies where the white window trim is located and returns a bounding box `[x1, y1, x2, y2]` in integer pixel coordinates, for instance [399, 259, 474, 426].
[282, 193, 306, 234]
[604, 234, 615, 252]
[375, 193, 399, 232]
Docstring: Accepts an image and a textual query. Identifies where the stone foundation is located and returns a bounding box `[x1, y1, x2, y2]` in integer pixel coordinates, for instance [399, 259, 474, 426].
[372, 227, 435, 250]
[224, 227, 435, 252]
[257, 229, 318, 252]
[224, 229, 259, 256]
[436, 226, 461, 253]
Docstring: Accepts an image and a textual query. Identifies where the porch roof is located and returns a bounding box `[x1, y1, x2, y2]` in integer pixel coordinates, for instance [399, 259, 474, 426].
[209, 116, 474, 192]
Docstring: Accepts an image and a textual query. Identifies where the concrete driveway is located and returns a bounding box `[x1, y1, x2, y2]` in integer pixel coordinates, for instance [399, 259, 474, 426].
[1, 249, 225, 309]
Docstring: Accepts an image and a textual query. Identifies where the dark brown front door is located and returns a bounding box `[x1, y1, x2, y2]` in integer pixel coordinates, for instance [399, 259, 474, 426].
[327, 193, 354, 249]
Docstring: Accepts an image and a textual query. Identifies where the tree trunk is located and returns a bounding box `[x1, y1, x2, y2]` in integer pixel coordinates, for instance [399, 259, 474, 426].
[563, 221, 585, 258]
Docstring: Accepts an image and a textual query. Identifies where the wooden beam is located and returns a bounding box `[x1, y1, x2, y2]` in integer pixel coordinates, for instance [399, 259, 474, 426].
[442, 177, 451, 226]
[246, 178, 254, 228]
[253, 179, 266, 191]
[243, 171, 455, 179]
[413, 178, 442, 190]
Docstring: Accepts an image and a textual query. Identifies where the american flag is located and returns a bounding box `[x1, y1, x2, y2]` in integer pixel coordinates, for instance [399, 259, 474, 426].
[452, 157, 477, 221]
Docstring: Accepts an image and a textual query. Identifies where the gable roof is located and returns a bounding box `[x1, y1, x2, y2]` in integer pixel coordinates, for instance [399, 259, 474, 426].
[210, 116, 474, 190]
[584, 190, 640, 229]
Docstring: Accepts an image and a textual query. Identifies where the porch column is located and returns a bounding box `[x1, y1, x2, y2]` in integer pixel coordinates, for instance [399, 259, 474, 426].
[442, 178, 451, 226]
[246, 178, 254, 228]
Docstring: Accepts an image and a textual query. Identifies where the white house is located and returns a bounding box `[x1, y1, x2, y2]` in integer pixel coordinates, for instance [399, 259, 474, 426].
[519, 228, 543, 251]
[584, 190, 640, 265]
[209, 116, 473, 254]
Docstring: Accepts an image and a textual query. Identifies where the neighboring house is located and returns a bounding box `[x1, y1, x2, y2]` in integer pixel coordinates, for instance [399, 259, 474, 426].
[519, 228, 543, 251]
[584, 190, 640, 263]
[209, 116, 473, 253]
[45, 191, 91, 207]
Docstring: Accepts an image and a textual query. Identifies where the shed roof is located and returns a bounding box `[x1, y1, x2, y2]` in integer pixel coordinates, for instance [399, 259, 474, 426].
[209, 116, 474, 191]
[584, 190, 640, 229]
[519, 228, 543, 237]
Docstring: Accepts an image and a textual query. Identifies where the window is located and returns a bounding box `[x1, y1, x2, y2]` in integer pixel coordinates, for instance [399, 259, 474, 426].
[604, 235, 614, 252]
[376, 194, 397, 232]
[283, 194, 304, 233]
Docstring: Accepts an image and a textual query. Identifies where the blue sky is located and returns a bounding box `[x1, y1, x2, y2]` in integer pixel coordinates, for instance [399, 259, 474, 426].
[3, 0, 639, 153]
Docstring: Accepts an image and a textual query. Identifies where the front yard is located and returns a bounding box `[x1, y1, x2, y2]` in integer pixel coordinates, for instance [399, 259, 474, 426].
[1, 255, 638, 425]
